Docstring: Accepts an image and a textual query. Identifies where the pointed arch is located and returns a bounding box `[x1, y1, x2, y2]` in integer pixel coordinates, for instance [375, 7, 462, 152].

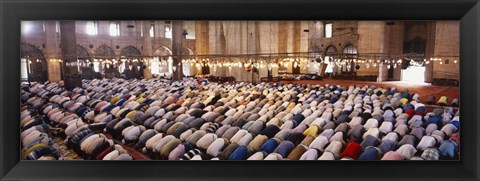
[183, 47, 195, 56]
[120, 46, 143, 79]
[20, 43, 48, 82]
[324, 45, 338, 75]
[21, 43, 46, 60]
[342, 44, 358, 55]
[152, 46, 173, 77]
[154, 46, 172, 56]
[76, 45, 90, 60]
[120, 46, 142, 57]
[325, 45, 337, 56]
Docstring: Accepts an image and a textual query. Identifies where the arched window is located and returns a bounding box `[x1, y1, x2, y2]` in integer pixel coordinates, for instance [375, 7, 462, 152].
[121, 46, 142, 57]
[343, 44, 358, 55]
[77, 45, 90, 59]
[308, 46, 322, 74]
[94, 45, 115, 71]
[324, 45, 337, 74]
[153, 46, 172, 77]
[120, 46, 143, 79]
[21, 43, 48, 82]
[342, 44, 358, 72]
[76, 45, 90, 73]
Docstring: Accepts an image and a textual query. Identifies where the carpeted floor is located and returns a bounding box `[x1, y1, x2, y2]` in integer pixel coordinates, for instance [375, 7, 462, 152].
[24, 78, 460, 161]
[54, 137, 83, 160]
[281, 79, 460, 104]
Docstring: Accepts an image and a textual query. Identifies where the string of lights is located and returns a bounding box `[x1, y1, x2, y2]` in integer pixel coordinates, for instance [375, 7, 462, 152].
[21, 51, 460, 74]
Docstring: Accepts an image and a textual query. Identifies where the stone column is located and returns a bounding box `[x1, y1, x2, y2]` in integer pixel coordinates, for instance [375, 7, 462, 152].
[357, 21, 384, 79]
[424, 22, 437, 83]
[300, 21, 310, 74]
[378, 64, 388, 81]
[195, 21, 209, 75]
[171, 20, 184, 81]
[44, 21, 62, 82]
[432, 21, 460, 81]
[60, 21, 79, 89]
[143, 21, 153, 79]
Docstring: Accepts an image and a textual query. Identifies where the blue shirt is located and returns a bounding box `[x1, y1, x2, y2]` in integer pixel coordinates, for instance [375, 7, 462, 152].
[439, 140, 457, 158]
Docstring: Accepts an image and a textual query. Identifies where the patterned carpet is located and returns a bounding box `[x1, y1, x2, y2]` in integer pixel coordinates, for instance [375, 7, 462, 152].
[54, 137, 83, 160]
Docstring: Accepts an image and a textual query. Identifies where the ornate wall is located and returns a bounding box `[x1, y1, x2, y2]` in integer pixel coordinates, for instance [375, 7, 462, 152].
[197, 21, 310, 82]
[21, 21, 178, 81]
[21, 20, 460, 83]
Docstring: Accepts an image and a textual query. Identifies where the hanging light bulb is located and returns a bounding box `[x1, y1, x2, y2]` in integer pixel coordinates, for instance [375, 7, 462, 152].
[387, 65, 391, 69]
[454, 59, 458, 64]
[393, 64, 397, 69]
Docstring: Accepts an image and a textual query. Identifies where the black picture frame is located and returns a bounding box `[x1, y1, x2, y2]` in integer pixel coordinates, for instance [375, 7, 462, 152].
[1, 0, 479, 180]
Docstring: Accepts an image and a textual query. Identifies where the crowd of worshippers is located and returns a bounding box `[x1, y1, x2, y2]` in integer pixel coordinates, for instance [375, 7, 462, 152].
[21, 82, 133, 160]
[19, 77, 460, 160]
